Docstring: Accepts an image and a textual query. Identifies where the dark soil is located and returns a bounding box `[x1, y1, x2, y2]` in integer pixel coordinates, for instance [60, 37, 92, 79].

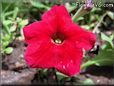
[1, 40, 114, 85]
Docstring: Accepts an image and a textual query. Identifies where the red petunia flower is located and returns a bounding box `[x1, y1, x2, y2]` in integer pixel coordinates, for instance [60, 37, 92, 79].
[23, 5, 96, 76]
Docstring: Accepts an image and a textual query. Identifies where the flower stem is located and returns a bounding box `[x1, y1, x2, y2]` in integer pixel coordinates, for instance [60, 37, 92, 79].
[93, 13, 107, 33]
[72, 5, 91, 21]
[72, 6, 83, 21]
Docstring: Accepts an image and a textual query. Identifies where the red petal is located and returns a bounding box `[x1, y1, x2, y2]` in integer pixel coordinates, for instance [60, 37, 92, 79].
[55, 41, 83, 76]
[42, 5, 72, 28]
[62, 23, 96, 50]
[25, 39, 83, 76]
[23, 21, 56, 44]
[25, 39, 56, 68]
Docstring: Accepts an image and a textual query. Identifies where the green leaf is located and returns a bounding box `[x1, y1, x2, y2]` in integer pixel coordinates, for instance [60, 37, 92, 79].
[3, 20, 12, 25]
[101, 33, 114, 48]
[19, 19, 28, 27]
[10, 24, 17, 32]
[75, 17, 84, 22]
[4, 47, 13, 54]
[2, 34, 11, 41]
[2, 41, 9, 48]
[81, 47, 114, 69]
[83, 79, 94, 85]
[107, 11, 114, 20]
[4, 11, 14, 17]
[65, 3, 76, 12]
[81, 25, 90, 30]
[56, 72, 67, 81]
[13, 7, 19, 19]
[31, 0, 50, 10]
[3, 4, 11, 12]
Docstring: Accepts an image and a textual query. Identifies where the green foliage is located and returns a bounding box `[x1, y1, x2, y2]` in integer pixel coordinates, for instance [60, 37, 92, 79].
[101, 33, 114, 48]
[72, 4, 114, 69]
[56, 72, 68, 81]
[31, 0, 51, 10]
[83, 79, 94, 85]
[4, 47, 13, 54]
[106, 11, 114, 20]
[81, 44, 114, 69]
[1, 2, 28, 54]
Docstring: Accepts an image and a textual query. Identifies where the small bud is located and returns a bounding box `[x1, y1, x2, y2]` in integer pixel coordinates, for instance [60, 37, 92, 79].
[84, 0, 93, 11]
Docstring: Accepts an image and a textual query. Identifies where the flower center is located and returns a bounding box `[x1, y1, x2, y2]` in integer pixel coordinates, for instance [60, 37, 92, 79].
[52, 32, 65, 44]
[54, 38, 62, 44]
